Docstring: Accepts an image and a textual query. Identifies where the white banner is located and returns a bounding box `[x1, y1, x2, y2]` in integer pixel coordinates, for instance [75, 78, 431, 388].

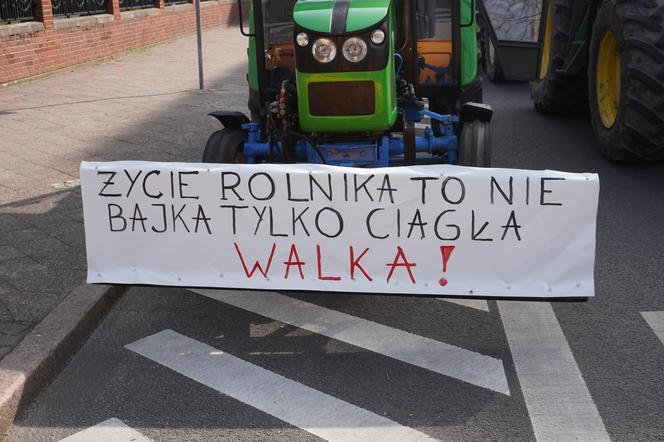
[80, 161, 599, 298]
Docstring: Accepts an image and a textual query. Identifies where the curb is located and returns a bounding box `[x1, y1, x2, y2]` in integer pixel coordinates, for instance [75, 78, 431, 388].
[0, 283, 124, 437]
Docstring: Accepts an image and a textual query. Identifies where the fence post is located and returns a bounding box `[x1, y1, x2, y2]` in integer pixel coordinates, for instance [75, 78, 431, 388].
[156, 0, 164, 10]
[194, 0, 203, 89]
[34, 0, 54, 30]
[109, 0, 121, 21]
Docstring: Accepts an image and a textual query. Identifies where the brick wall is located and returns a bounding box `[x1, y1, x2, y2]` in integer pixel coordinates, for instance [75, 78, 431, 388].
[0, 0, 243, 84]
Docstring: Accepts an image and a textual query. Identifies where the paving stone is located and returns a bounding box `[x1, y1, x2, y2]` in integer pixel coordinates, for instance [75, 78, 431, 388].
[0, 346, 14, 360]
[0, 228, 50, 246]
[21, 207, 78, 230]
[0, 288, 63, 322]
[0, 256, 45, 280]
[1, 190, 71, 215]
[0, 284, 16, 322]
[40, 224, 85, 249]
[14, 237, 67, 257]
[0, 321, 33, 339]
[0, 170, 41, 191]
[0, 246, 23, 262]
[52, 190, 83, 211]
[29, 244, 87, 271]
[64, 207, 84, 223]
[0, 256, 83, 294]
[0, 214, 29, 233]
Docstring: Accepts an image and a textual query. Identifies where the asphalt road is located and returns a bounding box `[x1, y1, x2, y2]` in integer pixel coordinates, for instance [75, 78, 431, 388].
[7, 78, 664, 442]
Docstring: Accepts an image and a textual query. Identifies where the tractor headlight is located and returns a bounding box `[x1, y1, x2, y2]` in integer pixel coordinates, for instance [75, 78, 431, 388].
[296, 32, 309, 47]
[371, 29, 385, 45]
[312, 38, 336, 63]
[342, 37, 368, 63]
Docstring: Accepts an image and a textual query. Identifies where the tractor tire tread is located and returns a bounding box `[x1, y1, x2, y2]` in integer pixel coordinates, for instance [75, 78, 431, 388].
[459, 120, 492, 167]
[202, 130, 225, 163]
[589, 0, 664, 163]
[626, 67, 664, 95]
[202, 128, 246, 163]
[530, 0, 588, 114]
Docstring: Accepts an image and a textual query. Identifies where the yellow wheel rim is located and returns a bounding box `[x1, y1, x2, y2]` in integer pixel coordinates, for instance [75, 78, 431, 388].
[596, 31, 621, 128]
[539, 1, 553, 79]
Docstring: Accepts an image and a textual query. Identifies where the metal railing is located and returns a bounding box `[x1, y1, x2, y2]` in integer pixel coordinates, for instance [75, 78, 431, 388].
[51, 0, 107, 17]
[0, 0, 35, 23]
[164, 0, 189, 6]
[119, 0, 155, 10]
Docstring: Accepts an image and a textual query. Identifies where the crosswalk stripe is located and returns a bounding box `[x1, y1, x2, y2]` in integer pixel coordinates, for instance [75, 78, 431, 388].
[498, 302, 610, 442]
[641, 312, 664, 345]
[437, 298, 490, 312]
[126, 329, 436, 442]
[191, 289, 509, 395]
[60, 418, 150, 442]
[249, 320, 284, 338]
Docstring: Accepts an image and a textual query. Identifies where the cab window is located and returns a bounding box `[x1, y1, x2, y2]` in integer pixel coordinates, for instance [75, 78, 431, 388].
[416, 0, 453, 85]
[264, 0, 298, 45]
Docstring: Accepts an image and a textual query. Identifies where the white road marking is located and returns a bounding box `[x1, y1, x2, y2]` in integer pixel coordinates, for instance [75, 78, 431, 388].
[249, 320, 285, 338]
[498, 301, 609, 442]
[191, 289, 509, 395]
[437, 298, 490, 312]
[641, 312, 664, 345]
[126, 330, 436, 442]
[60, 418, 150, 442]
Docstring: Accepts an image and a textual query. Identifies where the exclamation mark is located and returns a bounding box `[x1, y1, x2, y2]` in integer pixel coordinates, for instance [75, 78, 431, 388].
[438, 245, 456, 287]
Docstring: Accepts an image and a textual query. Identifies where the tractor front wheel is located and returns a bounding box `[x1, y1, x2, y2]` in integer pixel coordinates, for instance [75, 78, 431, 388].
[459, 120, 492, 167]
[202, 128, 246, 163]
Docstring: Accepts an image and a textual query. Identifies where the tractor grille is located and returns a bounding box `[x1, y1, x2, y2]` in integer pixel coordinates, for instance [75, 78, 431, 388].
[308, 81, 375, 116]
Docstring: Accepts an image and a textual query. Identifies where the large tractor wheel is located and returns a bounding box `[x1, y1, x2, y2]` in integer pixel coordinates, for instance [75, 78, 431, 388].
[459, 120, 492, 167]
[202, 128, 246, 163]
[530, 0, 587, 113]
[588, 1, 664, 163]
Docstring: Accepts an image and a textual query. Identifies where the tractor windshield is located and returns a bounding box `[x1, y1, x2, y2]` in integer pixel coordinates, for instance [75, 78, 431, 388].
[417, 0, 452, 39]
[264, 0, 298, 45]
[416, 0, 453, 85]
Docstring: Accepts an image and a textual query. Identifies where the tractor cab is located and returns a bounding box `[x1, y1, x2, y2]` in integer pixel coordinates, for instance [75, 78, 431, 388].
[204, 0, 548, 168]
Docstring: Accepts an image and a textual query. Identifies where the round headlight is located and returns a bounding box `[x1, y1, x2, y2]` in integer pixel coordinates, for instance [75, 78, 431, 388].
[342, 37, 368, 63]
[371, 29, 385, 45]
[312, 38, 337, 63]
[296, 32, 309, 47]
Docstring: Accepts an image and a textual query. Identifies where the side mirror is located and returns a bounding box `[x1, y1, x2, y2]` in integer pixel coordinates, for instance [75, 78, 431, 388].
[478, 0, 550, 80]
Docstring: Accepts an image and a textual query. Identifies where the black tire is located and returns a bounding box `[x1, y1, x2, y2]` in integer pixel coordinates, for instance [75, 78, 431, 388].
[530, 0, 587, 113]
[202, 128, 246, 163]
[588, 1, 664, 164]
[459, 120, 492, 167]
[483, 36, 504, 83]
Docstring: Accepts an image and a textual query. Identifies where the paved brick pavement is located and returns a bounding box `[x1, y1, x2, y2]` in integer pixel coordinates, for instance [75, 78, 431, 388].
[0, 25, 249, 359]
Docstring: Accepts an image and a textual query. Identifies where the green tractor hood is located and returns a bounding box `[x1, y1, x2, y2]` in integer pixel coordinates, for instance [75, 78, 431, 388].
[293, 0, 391, 34]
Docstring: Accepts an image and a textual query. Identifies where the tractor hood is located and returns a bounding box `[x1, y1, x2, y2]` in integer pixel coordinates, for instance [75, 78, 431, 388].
[293, 0, 391, 34]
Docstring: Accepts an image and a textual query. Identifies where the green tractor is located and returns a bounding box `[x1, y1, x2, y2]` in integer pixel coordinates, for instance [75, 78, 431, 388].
[204, 0, 498, 168]
[204, 0, 548, 168]
[482, 0, 664, 164]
